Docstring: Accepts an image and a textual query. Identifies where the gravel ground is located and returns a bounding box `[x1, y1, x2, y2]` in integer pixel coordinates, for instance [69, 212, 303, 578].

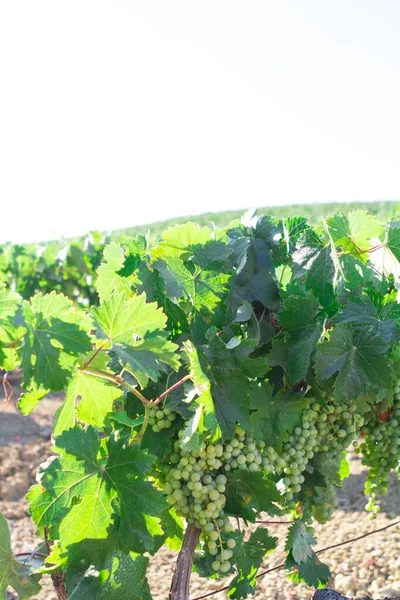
[1, 391, 399, 600]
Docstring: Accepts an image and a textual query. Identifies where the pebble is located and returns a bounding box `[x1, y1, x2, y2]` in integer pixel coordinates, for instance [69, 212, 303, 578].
[0, 473, 29, 501]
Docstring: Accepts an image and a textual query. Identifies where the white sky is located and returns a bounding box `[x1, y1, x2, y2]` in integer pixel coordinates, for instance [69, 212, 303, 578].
[1, 1, 400, 244]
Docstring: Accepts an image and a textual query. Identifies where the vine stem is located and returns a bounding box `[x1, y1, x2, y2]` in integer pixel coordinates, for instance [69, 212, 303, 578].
[255, 520, 291, 525]
[169, 523, 200, 600]
[81, 341, 107, 368]
[130, 403, 151, 445]
[15, 551, 47, 559]
[79, 366, 150, 404]
[80, 365, 192, 444]
[153, 374, 191, 406]
[191, 519, 400, 600]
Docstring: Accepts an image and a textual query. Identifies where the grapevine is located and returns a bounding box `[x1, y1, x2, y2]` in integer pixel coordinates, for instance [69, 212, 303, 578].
[0, 209, 400, 599]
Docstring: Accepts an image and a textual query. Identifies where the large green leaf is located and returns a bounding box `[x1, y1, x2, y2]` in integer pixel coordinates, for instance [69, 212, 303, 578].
[96, 243, 132, 301]
[227, 233, 280, 324]
[249, 384, 308, 448]
[327, 210, 384, 254]
[28, 427, 169, 555]
[225, 471, 282, 522]
[284, 521, 316, 563]
[93, 292, 180, 387]
[285, 551, 330, 588]
[152, 222, 213, 259]
[292, 230, 335, 305]
[227, 528, 278, 599]
[315, 326, 393, 400]
[279, 294, 322, 382]
[284, 520, 330, 587]
[93, 292, 168, 343]
[22, 292, 92, 390]
[337, 292, 400, 344]
[199, 330, 269, 438]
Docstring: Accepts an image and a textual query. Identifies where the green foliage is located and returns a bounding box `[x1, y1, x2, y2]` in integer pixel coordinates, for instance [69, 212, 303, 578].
[2, 207, 400, 599]
[227, 528, 277, 598]
[224, 471, 282, 522]
[0, 513, 41, 599]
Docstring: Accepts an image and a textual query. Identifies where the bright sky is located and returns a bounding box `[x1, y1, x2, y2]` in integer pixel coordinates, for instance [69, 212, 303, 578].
[1, 1, 400, 244]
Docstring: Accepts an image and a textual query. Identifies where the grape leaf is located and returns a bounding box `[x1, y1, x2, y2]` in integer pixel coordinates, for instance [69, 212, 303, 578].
[74, 370, 123, 427]
[199, 330, 269, 438]
[282, 216, 309, 253]
[93, 292, 168, 343]
[153, 257, 192, 299]
[249, 384, 308, 448]
[279, 294, 322, 382]
[339, 453, 350, 480]
[386, 218, 400, 261]
[227, 234, 280, 323]
[224, 471, 282, 522]
[284, 521, 316, 563]
[192, 240, 233, 270]
[18, 385, 50, 416]
[158, 508, 184, 552]
[96, 551, 152, 600]
[62, 539, 152, 600]
[292, 230, 335, 305]
[152, 222, 213, 259]
[284, 521, 330, 586]
[0, 512, 42, 599]
[285, 551, 330, 588]
[93, 292, 179, 387]
[113, 334, 179, 388]
[21, 292, 92, 391]
[28, 427, 169, 555]
[339, 254, 375, 291]
[327, 210, 384, 253]
[227, 528, 278, 599]
[0, 285, 20, 320]
[337, 293, 400, 344]
[315, 326, 393, 400]
[96, 243, 132, 301]
[182, 339, 219, 439]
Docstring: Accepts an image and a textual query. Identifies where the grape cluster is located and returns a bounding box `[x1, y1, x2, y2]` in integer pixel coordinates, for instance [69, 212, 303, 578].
[358, 381, 400, 516]
[259, 399, 360, 521]
[158, 387, 400, 577]
[148, 406, 176, 432]
[162, 426, 265, 574]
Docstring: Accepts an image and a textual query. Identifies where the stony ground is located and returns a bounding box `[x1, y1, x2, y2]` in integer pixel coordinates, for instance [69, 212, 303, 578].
[1, 387, 400, 600]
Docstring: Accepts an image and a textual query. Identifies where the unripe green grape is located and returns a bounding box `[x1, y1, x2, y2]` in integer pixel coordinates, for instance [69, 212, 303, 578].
[209, 489, 220, 501]
[221, 549, 232, 560]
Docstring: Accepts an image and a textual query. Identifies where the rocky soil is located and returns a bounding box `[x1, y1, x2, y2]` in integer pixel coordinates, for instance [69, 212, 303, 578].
[1, 387, 399, 600]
